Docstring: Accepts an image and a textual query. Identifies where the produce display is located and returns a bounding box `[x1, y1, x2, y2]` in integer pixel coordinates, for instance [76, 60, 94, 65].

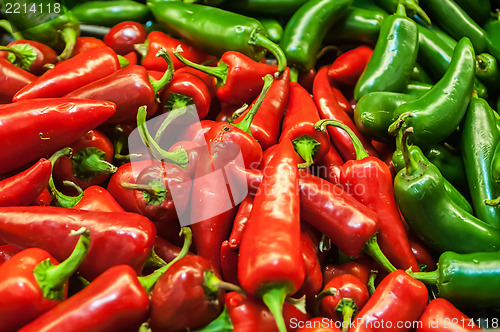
[2, 0, 500, 331]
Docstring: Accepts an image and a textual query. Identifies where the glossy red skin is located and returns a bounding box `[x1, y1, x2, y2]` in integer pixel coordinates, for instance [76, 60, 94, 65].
[0, 206, 156, 280]
[0, 40, 58, 75]
[322, 258, 372, 286]
[160, 70, 212, 120]
[176, 66, 217, 97]
[233, 67, 290, 151]
[319, 274, 369, 321]
[328, 46, 373, 86]
[168, 140, 201, 178]
[0, 57, 36, 103]
[72, 37, 106, 56]
[313, 66, 377, 161]
[19, 265, 149, 332]
[229, 195, 254, 249]
[217, 102, 241, 122]
[296, 318, 341, 332]
[0, 248, 64, 331]
[0, 158, 51, 207]
[315, 145, 344, 184]
[73, 185, 126, 213]
[104, 21, 147, 56]
[295, 230, 323, 299]
[350, 270, 428, 332]
[417, 299, 480, 332]
[181, 119, 216, 145]
[133, 161, 191, 223]
[280, 82, 331, 164]
[331, 86, 353, 117]
[0, 244, 21, 266]
[32, 187, 53, 206]
[239, 140, 305, 295]
[65, 64, 159, 124]
[284, 301, 313, 332]
[298, 68, 317, 94]
[0, 99, 116, 175]
[409, 235, 437, 271]
[124, 51, 138, 65]
[226, 292, 279, 332]
[340, 158, 420, 272]
[221, 240, 240, 286]
[150, 255, 224, 331]
[53, 130, 114, 192]
[154, 235, 184, 264]
[14, 46, 120, 101]
[107, 160, 153, 213]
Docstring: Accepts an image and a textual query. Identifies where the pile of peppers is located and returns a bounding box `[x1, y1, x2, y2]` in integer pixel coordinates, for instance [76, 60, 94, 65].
[2, 0, 500, 331]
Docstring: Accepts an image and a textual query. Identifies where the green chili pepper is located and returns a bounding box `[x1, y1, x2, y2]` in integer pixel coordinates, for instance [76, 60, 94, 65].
[373, 0, 430, 25]
[388, 37, 475, 150]
[353, 0, 388, 13]
[485, 13, 500, 63]
[258, 17, 283, 43]
[354, 4, 418, 101]
[324, 6, 387, 46]
[490, 142, 500, 190]
[221, 0, 309, 16]
[279, 0, 353, 73]
[149, 1, 287, 73]
[454, 0, 491, 25]
[410, 63, 433, 84]
[2, 0, 79, 59]
[426, 144, 469, 197]
[411, 251, 500, 307]
[476, 53, 500, 92]
[394, 128, 500, 254]
[461, 93, 500, 229]
[406, 81, 432, 97]
[392, 129, 473, 214]
[71, 1, 151, 26]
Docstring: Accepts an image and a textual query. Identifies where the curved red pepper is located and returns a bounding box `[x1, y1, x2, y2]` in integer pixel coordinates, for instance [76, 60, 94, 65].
[181, 119, 216, 145]
[0, 244, 21, 266]
[0, 58, 36, 104]
[0, 99, 116, 175]
[72, 36, 106, 56]
[154, 235, 185, 264]
[104, 21, 147, 56]
[260, 144, 311, 173]
[13, 46, 120, 101]
[0, 40, 58, 76]
[229, 195, 254, 249]
[227, 292, 279, 332]
[315, 145, 344, 184]
[0, 206, 156, 280]
[221, 240, 240, 286]
[328, 46, 373, 86]
[53, 130, 116, 193]
[298, 68, 317, 94]
[32, 188, 53, 206]
[322, 258, 372, 286]
[350, 270, 428, 332]
[296, 227, 324, 300]
[313, 67, 377, 161]
[0, 158, 51, 207]
[238, 139, 305, 332]
[416, 299, 480, 332]
[73, 185, 126, 213]
[284, 301, 313, 332]
[296, 318, 341, 332]
[331, 86, 353, 117]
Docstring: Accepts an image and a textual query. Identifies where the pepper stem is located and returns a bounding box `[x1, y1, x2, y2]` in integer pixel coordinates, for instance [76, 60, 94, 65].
[367, 270, 378, 295]
[33, 227, 91, 300]
[290, 67, 299, 82]
[337, 298, 356, 332]
[48, 147, 84, 208]
[388, 112, 413, 136]
[138, 227, 192, 293]
[401, 127, 420, 176]
[315, 119, 369, 160]
[408, 269, 439, 285]
[143, 248, 167, 270]
[232, 74, 274, 134]
[313, 287, 337, 317]
[72, 147, 117, 180]
[249, 31, 287, 74]
[261, 283, 290, 332]
[0, 44, 37, 71]
[0, 20, 24, 40]
[174, 45, 228, 87]
[137, 106, 189, 169]
[402, 0, 431, 26]
[149, 48, 175, 94]
[117, 55, 129, 68]
[485, 196, 500, 206]
[204, 270, 245, 295]
[293, 135, 320, 168]
[192, 308, 233, 332]
[362, 235, 397, 273]
[59, 26, 78, 60]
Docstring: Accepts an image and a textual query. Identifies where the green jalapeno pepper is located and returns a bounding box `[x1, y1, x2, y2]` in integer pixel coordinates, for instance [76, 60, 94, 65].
[426, 144, 469, 197]
[454, 0, 490, 25]
[221, 0, 309, 16]
[71, 1, 151, 26]
[476, 53, 500, 92]
[258, 17, 283, 43]
[373, 0, 430, 24]
[410, 63, 433, 84]
[406, 81, 432, 97]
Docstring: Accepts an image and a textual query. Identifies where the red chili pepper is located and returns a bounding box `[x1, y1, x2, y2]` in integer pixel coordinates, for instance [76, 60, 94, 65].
[52, 130, 116, 193]
[73, 185, 126, 213]
[221, 240, 240, 286]
[323, 258, 372, 286]
[181, 119, 216, 145]
[32, 188, 53, 206]
[154, 235, 185, 264]
[13, 46, 121, 101]
[217, 102, 243, 122]
[260, 144, 311, 173]
[124, 51, 137, 65]
[229, 195, 254, 249]
[313, 66, 377, 161]
[0, 57, 36, 104]
[0, 158, 51, 207]
[409, 235, 437, 272]
[64, 49, 173, 124]
[317, 274, 369, 329]
[296, 318, 341, 332]
[0, 229, 90, 331]
[279, 82, 330, 168]
[298, 68, 317, 94]
[0, 244, 21, 266]
[416, 298, 480, 332]
[72, 36, 106, 56]
[0, 40, 58, 76]
[238, 139, 305, 332]
[0, 98, 116, 175]
[104, 21, 147, 55]
[328, 46, 373, 86]
[331, 86, 353, 117]
[0, 206, 156, 280]
[350, 270, 428, 332]
[316, 119, 419, 272]
[232, 67, 290, 151]
[314, 144, 344, 184]
[284, 301, 313, 332]
[175, 48, 278, 105]
[137, 31, 214, 72]
[296, 227, 324, 300]
[167, 140, 201, 178]
[226, 291, 279, 332]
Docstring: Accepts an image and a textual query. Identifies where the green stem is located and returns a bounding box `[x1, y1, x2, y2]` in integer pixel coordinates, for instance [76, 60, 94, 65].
[396, 2, 406, 16]
[136, 106, 188, 169]
[0, 45, 36, 71]
[315, 119, 369, 160]
[388, 112, 413, 136]
[174, 45, 228, 87]
[290, 67, 299, 83]
[402, 0, 431, 26]
[117, 55, 129, 68]
[285, 295, 307, 314]
[154, 105, 191, 142]
[72, 147, 117, 178]
[59, 27, 78, 60]
[48, 148, 84, 208]
[204, 270, 245, 295]
[138, 227, 192, 293]
[134, 40, 149, 59]
[33, 227, 91, 300]
[143, 248, 167, 270]
[362, 235, 397, 273]
[314, 287, 337, 317]
[367, 270, 378, 295]
[121, 182, 167, 205]
[293, 135, 320, 168]
[261, 284, 291, 332]
[0, 20, 24, 40]
[485, 196, 500, 206]
[401, 127, 420, 176]
[230, 104, 249, 123]
[232, 74, 274, 134]
[249, 31, 287, 74]
[192, 308, 233, 332]
[149, 48, 175, 94]
[337, 298, 356, 332]
[409, 269, 439, 285]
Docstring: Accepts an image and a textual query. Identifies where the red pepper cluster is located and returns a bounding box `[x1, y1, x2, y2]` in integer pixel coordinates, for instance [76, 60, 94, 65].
[0, 21, 480, 332]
